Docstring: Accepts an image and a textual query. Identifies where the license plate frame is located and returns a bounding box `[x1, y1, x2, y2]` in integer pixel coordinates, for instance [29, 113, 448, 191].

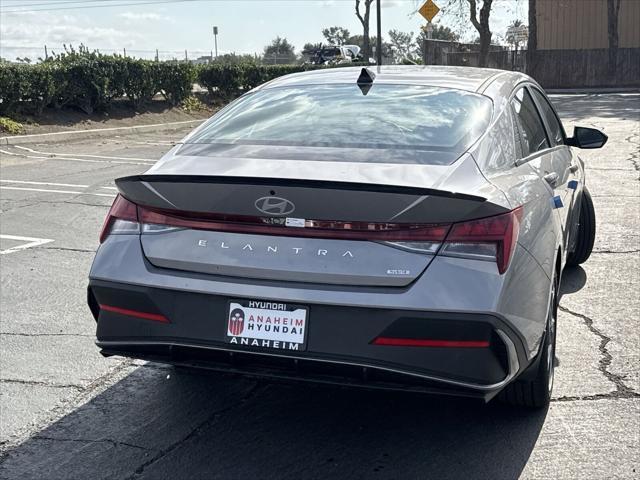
[225, 299, 309, 352]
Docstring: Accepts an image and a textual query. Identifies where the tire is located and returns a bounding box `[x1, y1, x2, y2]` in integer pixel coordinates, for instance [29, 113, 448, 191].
[499, 275, 558, 408]
[567, 187, 596, 267]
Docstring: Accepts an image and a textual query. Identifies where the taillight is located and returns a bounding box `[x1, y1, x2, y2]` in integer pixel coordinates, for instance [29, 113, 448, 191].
[99, 194, 522, 274]
[99, 195, 139, 243]
[138, 207, 451, 242]
[441, 207, 523, 274]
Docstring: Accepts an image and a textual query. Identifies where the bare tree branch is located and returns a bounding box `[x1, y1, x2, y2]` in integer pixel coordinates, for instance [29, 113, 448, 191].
[355, 0, 365, 26]
[355, 0, 374, 59]
[467, 0, 481, 31]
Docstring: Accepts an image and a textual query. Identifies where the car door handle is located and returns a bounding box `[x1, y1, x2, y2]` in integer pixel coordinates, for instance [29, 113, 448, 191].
[543, 172, 559, 187]
[569, 164, 579, 173]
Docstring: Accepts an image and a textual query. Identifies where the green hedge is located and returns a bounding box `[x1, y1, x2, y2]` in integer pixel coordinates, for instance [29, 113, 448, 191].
[0, 50, 196, 116]
[196, 63, 371, 98]
[0, 51, 369, 117]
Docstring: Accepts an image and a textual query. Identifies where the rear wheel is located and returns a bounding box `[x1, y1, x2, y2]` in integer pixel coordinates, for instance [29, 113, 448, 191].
[500, 275, 558, 408]
[567, 187, 596, 266]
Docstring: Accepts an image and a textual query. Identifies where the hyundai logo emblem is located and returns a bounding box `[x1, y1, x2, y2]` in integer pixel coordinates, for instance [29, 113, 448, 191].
[254, 196, 295, 216]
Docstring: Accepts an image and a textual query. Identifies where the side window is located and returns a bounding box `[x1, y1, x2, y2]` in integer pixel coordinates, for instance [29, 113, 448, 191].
[531, 88, 565, 146]
[510, 88, 550, 157]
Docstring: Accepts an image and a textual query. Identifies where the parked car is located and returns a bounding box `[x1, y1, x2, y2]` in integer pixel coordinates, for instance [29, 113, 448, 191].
[88, 66, 604, 408]
[307, 45, 354, 65]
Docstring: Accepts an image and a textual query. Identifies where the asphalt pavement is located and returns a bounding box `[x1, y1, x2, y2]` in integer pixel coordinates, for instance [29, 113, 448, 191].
[0, 94, 638, 479]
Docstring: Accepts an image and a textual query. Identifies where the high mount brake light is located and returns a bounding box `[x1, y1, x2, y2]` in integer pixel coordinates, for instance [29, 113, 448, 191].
[99, 195, 522, 274]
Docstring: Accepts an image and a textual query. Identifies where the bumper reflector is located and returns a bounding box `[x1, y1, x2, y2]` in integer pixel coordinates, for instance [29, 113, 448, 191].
[99, 304, 169, 323]
[372, 337, 489, 348]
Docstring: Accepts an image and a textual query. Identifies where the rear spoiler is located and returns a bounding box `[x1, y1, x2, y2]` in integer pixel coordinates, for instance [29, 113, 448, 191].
[115, 175, 508, 224]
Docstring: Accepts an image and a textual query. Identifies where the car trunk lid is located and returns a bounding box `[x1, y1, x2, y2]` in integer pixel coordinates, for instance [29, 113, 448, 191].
[114, 157, 508, 287]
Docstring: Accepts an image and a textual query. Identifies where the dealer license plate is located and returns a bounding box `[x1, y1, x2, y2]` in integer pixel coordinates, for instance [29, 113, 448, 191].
[226, 300, 308, 352]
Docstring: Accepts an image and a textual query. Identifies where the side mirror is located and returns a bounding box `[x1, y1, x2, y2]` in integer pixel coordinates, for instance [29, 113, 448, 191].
[567, 126, 608, 149]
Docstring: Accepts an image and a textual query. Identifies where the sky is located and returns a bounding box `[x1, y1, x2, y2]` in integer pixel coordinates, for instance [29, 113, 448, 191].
[0, 0, 527, 62]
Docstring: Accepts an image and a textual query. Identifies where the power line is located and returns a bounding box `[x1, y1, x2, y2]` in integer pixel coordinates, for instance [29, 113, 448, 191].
[1, 1, 111, 8]
[1, 0, 209, 13]
[1, 45, 214, 53]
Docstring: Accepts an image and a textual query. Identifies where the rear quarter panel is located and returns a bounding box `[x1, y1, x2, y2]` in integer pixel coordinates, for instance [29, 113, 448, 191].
[472, 78, 561, 280]
[467, 78, 560, 354]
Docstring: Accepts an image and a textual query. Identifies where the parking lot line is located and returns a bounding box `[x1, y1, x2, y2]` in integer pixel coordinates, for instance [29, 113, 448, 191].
[0, 148, 154, 166]
[1, 179, 90, 188]
[0, 234, 54, 255]
[0, 186, 116, 197]
[13, 145, 157, 162]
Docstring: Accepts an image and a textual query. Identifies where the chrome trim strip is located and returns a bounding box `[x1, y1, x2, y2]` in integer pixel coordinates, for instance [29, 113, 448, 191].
[514, 145, 566, 167]
[98, 333, 520, 391]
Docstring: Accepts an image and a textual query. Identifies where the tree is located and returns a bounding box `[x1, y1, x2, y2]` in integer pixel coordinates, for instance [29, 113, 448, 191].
[322, 26, 351, 45]
[388, 29, 415, 62]
[355, 0, 374, 60]
[417, 24, 460, 43]
[346, 34, 391, 61]
[526, 0, 537, 76]
[434, 24, 460, 42]
[263, 36, 296, 64]
[213, 53, 258, 64]
[607, 0, 622, 75]
[302, 42, 323, 55]
[415, 25, 460, 61]
[467, 0, 494, 67]
[506, 19, 525, 48]
[438, 0, 494, 66]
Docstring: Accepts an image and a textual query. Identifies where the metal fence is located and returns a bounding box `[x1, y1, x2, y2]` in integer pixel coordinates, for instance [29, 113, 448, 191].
[0, 46, 222, 63]
[422, 39, 640, 89]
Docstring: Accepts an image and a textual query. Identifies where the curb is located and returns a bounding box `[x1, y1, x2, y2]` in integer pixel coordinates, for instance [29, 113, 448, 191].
[0, 119, 206, 146]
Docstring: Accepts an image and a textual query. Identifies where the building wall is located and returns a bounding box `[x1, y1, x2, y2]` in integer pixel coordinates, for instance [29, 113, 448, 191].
[536, 0, 640, 50]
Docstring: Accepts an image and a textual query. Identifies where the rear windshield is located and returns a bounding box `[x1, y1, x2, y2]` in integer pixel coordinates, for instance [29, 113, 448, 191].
[188, 84, 492, 156]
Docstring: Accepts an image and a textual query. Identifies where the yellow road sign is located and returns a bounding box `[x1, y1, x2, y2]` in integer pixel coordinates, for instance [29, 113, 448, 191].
[418, 0, 440, 23]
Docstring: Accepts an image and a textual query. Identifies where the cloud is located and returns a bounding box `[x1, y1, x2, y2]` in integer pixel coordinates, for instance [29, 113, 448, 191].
[118, 11, 174, 22]
[0, 10, 144, 58]
[382, 0, 406, 8]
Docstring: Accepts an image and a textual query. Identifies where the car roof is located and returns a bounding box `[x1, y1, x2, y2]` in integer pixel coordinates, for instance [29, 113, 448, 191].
[260, 65, 524, 94]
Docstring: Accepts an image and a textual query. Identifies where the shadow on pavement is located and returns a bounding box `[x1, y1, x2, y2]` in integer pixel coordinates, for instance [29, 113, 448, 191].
[0, 363, 548, 480]
[552, 93, 640, 121]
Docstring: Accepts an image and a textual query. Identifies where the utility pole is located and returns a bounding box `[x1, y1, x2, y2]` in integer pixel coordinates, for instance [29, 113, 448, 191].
[213, 26, 219, 59]
[44, 45, 48, 60]
[376, 0, 382, 65]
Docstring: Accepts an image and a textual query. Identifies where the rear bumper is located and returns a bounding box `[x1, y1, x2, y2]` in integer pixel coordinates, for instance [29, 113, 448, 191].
[88, 235, 551, 399]
[99, 342, 505, 401]
[89, 278, 525, 399]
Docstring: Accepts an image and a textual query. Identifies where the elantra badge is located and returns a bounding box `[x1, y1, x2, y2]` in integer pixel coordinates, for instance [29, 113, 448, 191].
[255, 196, 295, 216]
